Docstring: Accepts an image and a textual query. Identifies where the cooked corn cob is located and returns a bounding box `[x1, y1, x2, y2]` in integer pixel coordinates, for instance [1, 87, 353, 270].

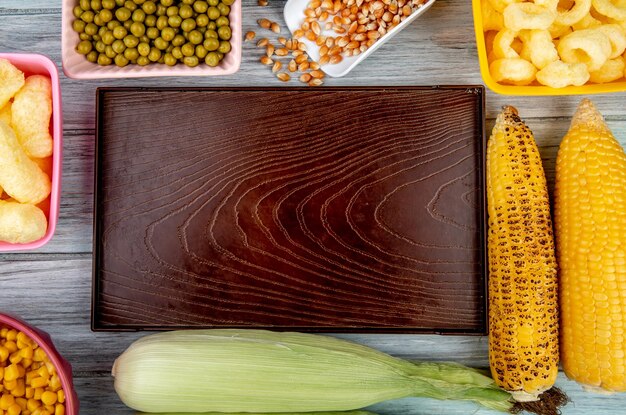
[555, 99, 626, 393]
[486, 106, 559, 402]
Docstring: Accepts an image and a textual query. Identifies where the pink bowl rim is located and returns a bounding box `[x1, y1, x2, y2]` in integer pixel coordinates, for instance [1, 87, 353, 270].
[0, 52, 62, 252]
[61, 0, 242, 79]
[0, 312, 78, 415]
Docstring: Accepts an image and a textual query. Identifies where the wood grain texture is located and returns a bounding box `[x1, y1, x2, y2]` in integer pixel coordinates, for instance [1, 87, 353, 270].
[2, 0, 626, 413]
[94, 87, 486, 331]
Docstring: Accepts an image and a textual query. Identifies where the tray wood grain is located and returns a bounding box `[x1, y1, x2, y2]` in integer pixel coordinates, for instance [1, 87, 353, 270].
[93, 87, 487, 332]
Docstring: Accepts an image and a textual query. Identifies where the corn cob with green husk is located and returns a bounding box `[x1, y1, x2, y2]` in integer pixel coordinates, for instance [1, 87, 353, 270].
[555, 99, 626, 393]
[486, 106, 560, 402]
[112, 329, 514, 413]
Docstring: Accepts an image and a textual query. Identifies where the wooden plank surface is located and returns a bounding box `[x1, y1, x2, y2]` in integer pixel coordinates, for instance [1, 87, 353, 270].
[1, 0, 626, 414]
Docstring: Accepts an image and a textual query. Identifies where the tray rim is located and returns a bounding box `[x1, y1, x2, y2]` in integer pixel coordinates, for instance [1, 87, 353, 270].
[92, 86, 487, 334]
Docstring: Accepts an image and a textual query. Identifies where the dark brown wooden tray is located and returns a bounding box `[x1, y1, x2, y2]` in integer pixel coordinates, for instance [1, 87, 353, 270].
[92, 86, 487, 333]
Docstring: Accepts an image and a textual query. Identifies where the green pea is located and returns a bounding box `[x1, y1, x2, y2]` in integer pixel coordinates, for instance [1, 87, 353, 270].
[115, 7, 131, 21]
[95, 40, 106, 52]
[144, 14, 157, 27]
[166, 6, 178, 16]
[216, 51, 224, 59]
[123, 1, 137, 11]
[204, 29, 218, 39]
[183, 55, 199, 67]
[156, 15, 168, 30]
[73, 6, 83, 18]
[123, 20, 132, 29]
[137, 55, 150, 65]
[195, 44, 208, 59]
[188, 30, 203, 45]
[181, 18, 196, 32]
[76, 40, 93, 55]
[208, 0, 219, 6]
[179, 4, 193, 19]
[97, 53, 112, 65]
[113, 26, 127, 39]
[217, 25, 231, 40]
[207, 6, 220, 20]
[163, 53, 177, 66]
[107, 20, 121, 29]
[195, 14, 209, 28]
[73, 19, 86, 33]
[86, 50, 98, 62]
[216, 16, 229, 28]
[81, 10, 95, 23]
[134, 0, 146, 4]
[193, 0, 208, 13]
[91, 0, 102, 11]
[138, 42, 151, 56]
[102, 0, 116, 9]
[99, 9, 113, 23]
[115, 0, 124, 5]
[79, 33, 91, 40]
[154, 37, 169, 50]
[168, 15, 182, 28]
[148, 47, 162, 61]
[112, 39, 126, 53]
[142, 1, 157, 14]
[124, 47, 139, 61]
[98, 25, 107, 36]
[172, 34, 186, 46]
[130, 22, 145, 37]
[105, 45, 117, 58]
[171, 46, 183, 59]
[92, 34, 101, 42]
[160, 0, 174, 6]
[132, 9, 146, 22]
[205, 51, 220, 66]
[203, 37, 219, 51]
[217, 3, 229, 16]
[181, 0, 194, 4]
[207, 21, 217, 30]
[124, 35, 139, 48]
[115, 54, 130, 67]
[161, 27, 176, 41]
[146, 27, 160, 39]
[85, 23, 98, 36]
[221, 0, 235, 5]
[218, 40, 231, 54]
[139, 35, 150, 43]
[93, 13, 104, 26]
[181, 42, 195, 57]
[156, 4, 167, 16]
[198, 26, 207, 34]
[80, 0, 91, 10]
[99, 28, 112, 42]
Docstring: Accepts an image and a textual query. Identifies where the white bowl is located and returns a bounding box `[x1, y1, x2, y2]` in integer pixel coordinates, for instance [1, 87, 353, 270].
[284, 0, 436, 77]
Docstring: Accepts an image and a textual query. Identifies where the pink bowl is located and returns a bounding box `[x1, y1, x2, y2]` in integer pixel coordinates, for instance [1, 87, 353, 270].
[0, 53, 62, 252]
[61, 0, 242, 79]
[0, 312, 79, 415]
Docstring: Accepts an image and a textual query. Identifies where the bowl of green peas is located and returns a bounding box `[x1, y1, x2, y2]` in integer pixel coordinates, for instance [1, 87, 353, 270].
[62, 0, 241, 78]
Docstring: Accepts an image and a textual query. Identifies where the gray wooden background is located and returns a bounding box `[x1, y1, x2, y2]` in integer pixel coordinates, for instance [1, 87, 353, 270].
[1, 0, 626, 414]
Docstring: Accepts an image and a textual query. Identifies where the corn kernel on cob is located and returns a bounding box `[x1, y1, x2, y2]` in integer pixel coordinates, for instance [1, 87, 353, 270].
[555, 99, 626, 393]
[487, 106, 559, 402]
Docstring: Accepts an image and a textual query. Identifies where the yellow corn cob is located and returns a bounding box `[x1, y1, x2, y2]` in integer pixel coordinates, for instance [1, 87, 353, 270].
[487, 106, 559, 402]
[555, 99, 626, 393]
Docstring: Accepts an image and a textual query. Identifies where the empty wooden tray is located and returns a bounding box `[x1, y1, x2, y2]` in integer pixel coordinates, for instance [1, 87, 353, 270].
[92, 87, 487, 333]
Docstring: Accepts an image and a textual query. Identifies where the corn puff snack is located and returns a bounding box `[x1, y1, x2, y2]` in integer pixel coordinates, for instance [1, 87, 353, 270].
[0, 101, 11, 126]
[0, 120, 50, 205]
[11, 75, 53, 158]
[0, 58, 25, 109]
[0, 200, 47, 244]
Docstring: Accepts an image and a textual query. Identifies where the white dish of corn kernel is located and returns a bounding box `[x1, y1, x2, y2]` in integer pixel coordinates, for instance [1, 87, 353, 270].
[284, 0, 436, 77]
